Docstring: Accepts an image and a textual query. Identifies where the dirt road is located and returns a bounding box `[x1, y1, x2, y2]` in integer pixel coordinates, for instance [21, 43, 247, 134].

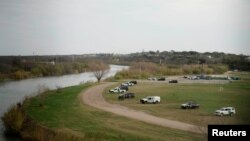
[81, 82, 206, 134]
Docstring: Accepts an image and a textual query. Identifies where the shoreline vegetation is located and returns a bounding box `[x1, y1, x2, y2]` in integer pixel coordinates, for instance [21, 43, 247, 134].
[0, 62, 88, 81]
[1, 83, 204, 141]
[0, 62, 229, 82]
[1, 51, 249, 81]
[2, 104, 84, 141]
[114, 62, 228, 80]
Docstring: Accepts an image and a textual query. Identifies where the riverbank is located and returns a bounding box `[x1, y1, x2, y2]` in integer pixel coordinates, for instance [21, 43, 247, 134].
[1, 84, 90, 141]
[2, 83, 204, 141]
[0, 64, 128, 141]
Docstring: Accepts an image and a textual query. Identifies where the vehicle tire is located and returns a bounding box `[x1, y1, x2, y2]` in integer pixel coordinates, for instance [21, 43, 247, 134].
[220, 113, 223, 116]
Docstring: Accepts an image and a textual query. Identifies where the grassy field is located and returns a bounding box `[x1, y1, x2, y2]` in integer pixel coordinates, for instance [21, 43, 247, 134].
[24, 83, 204, 141]
[104, 72, 250, 126]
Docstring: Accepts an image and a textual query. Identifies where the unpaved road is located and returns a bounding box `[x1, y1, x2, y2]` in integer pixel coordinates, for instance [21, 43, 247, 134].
[81, 82, 206, 134]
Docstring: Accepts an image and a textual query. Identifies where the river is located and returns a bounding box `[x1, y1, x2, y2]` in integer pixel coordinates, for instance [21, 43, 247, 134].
[0, 64, 128, 141]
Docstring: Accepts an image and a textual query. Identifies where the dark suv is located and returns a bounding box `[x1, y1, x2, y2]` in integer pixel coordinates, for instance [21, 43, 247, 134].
[169, 80, 178, 83]
[118, 93, 135, 100]
[181, 101, 199, 109]
[157, 77, 166, 81]
[119, 85, 128, 91]
[129, 80, 137, 85]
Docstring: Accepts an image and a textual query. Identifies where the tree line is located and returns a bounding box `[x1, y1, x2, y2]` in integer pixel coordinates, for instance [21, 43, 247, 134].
[115, 51, 250, 71]
[0, 55, 109, 81]
[0, 51, 249, 81]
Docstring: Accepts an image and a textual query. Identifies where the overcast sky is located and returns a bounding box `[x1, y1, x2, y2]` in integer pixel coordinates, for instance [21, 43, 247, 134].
[0, 0, 249, 55]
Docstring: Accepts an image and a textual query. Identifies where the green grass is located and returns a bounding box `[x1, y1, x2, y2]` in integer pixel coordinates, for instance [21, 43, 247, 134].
[24, 83, 204, 141]
[104, 77, 250, 126]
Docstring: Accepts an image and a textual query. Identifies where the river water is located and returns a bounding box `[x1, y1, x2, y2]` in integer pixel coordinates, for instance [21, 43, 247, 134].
[0, 65, 128, 141]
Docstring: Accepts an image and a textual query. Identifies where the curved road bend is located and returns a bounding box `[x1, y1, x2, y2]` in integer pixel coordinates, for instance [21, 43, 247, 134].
[81, 82, 206, 134]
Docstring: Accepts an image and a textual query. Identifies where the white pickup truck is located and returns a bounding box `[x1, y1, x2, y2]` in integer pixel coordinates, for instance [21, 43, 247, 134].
[214, 107, 236, 116]
[109, 87, 126, 93]
[140, 96, 160, 104]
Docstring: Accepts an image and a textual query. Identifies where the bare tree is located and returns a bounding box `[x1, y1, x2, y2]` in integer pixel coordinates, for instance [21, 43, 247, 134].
[199, 58, 206, 74]
[88, 60, 110, 82]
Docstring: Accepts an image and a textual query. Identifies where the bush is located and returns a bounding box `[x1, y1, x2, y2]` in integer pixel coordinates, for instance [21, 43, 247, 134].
[204, 68, 214, 74]
[1, 99, 84, 141]
[208, 64, 228, 74]
[192, 68, 201, 74]
[1, 104, 26, 135]
[21, 123, 83, 141]
[11, 70, 31, 80]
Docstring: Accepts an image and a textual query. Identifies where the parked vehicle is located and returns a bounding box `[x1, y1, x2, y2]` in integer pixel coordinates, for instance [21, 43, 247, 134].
[118, 93, 135, 100]
[140, 96, 160, 104]
[189, 76, 199, 80]
[214, 107, 236, 116]
[181, 101, 199, 109]
[109, 87, 126, 93]
[157, 77, 166, 81]
[169, 80, 178, 83]
[119, 85, 128, 91]
[148, 77, 157, 80]
[121, 82, 134, 86]
[185, 75, 199, 80]
[230, 77, 241, 80]
[129, 80, 137, 85]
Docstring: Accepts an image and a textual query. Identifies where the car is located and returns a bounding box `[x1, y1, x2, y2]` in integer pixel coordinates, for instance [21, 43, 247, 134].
[140, 96, 160, 104]
[169, 80, 178, 83]
[118, 93, 135, 100]
[121, 82, 134, 86]
[119, 85, 128, 91]
[214, 107, 236, 116]
[157, 77, 166, 81]
[181, 101, 199, 109]
[230, 77, 241, 80]
[109, 87, 126, 93]
[129, 80, 137, 85]
[148, 77, 157, 80]
[189, 76, 199, 80]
